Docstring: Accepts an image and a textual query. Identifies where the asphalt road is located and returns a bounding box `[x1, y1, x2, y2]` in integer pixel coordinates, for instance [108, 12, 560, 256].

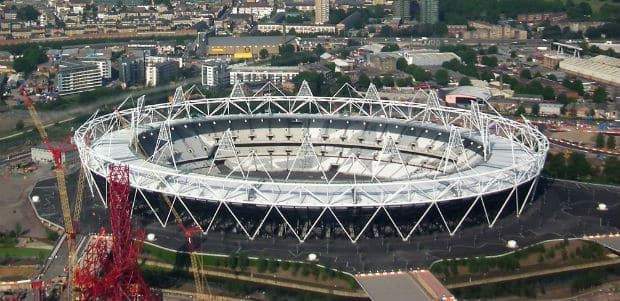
[30, 176, 620, 273]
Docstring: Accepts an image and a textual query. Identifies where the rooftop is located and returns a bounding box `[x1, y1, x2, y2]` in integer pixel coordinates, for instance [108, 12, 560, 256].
[207, 35, 295, 47]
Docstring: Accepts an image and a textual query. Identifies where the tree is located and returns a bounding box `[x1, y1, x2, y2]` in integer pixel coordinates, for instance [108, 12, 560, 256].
[396, 77, 413, 87]
[381, 43, 400, 52]
[596, 132, 606, 148]
[592, 86, 607, 103]
[17, 5, 40, 21]
[458, 77, 472, 86]
[603, 156, 620, 185]
[547, 74, 557, 81]
[607, 135, 616, 150]
[396, 57, 408, 71]
[520, 69, 532, 79]
[434, 69, 450, 86]
[314, 44, 326, 56]
[381, 75, 394, 87]
[515, 105, 526, 116]
[566, 152, 591, 181]
[12, 46, 47, 74]
[372, 76, 383, 89]
[487, 45, 498, 54]
[480, 56, 498, 67]
[531, 103, 540, 116]
[259, 48, 269, 59]
[15, 120, 24, 131]
[357, 73, 370, 89]
[279, 44, 295, 56]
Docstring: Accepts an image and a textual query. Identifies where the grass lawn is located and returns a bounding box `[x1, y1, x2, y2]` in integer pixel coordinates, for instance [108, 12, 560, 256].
[0, 247, 49, 258]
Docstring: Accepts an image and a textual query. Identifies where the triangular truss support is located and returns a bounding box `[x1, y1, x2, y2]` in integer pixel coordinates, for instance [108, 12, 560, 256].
[208, 129, 243, 177]
[228, 150, 274, 182]
[172, 86, 185, 104]
[253, 81, 285, 97]
[148, 120, 177, 170]
[332, 83, 364, 98]
[373, 136, 410, 180]
[230, 82, 245, 98]
[286, 133, 327, 183]
[469, 101, 490, 161]
[436, 126, 469, 175]
[422, 90, 449, 128]
[297, 80, 314, 97]
[365, 83, 380, 101]
[329, 153, 380, 184]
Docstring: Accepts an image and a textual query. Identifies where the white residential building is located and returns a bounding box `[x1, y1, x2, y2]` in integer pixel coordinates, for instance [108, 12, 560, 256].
[230, 65, 299, 85]
[232, 2, 273, 19]
[56, 61, 102, 95]
[77, 57, 112, 79]
[202, 60, 230, 88]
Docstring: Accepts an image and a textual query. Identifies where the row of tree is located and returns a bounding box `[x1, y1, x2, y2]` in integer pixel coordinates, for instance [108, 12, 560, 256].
[595, 133, 616, 149]
[544, 152, 620, 185]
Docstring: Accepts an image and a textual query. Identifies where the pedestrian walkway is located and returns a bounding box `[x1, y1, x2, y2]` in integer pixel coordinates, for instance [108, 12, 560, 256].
[355, 270, 455, 301]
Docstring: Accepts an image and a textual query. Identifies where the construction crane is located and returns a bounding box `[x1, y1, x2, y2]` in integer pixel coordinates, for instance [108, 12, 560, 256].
[160, 194, 211, 300]
[20, 89, 77, 299]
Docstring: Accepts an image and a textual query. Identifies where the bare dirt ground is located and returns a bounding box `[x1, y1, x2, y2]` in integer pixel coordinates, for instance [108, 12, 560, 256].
[549, 131, 599, 147]
[0, 266, 36, 281]
[0, 167, 54, 239]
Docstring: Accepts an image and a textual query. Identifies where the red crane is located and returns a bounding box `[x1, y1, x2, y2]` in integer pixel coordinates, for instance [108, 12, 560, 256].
[74, 164, 156, 300]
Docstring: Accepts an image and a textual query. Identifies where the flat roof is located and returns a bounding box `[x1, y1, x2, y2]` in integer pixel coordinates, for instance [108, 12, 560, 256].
[208, 35, 295, 47]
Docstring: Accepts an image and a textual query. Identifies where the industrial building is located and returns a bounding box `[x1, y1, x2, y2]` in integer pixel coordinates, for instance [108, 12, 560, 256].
[402, 50, 460, 66]
[559, 55, 620, 88]
[201, 60, 229, 88]
[31, 144, 79, 164]
[206, 36, 295, 59]
[56, 61, 102, 96]
[445, 86, 492, 107]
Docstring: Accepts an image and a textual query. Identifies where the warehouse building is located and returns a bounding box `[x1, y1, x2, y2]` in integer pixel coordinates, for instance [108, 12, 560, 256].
[206, 36, 295, 59]
[559, 55, 620, 88]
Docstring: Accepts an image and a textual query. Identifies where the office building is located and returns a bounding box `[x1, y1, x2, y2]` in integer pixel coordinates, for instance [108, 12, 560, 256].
[418, 0, 438, 24]
[56, 61, 102, 95]
[315, 0, 330, 24]
[392, 0, 411, 20]
[202, 60, 230, 88]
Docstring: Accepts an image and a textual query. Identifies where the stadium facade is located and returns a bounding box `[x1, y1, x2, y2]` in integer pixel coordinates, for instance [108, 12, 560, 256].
[74, 82, 548, 243]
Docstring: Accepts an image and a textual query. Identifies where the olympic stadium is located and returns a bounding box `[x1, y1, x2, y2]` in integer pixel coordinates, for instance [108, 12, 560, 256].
[73, 82, 548, 244]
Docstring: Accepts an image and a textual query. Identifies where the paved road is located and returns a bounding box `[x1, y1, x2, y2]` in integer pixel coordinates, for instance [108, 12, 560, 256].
[30, 176, 620, 273]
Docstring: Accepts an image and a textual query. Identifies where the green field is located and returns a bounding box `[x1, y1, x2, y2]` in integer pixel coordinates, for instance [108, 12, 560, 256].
[0, 247, 49, 258]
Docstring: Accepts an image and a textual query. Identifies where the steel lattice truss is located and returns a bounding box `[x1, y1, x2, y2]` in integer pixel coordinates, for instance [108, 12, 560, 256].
[74, 82, 549, 243]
